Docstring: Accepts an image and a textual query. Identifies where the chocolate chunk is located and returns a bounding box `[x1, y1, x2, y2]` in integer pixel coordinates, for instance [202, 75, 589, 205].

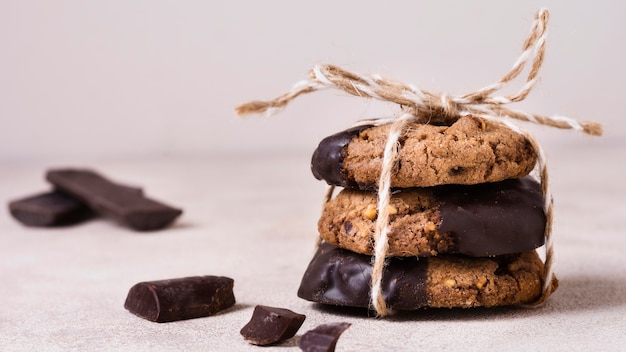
[240, 305, 306, 345]
[46, 169, 182, 231]
[124, 276, 235, 323]
[298, 243, 428, 311]
[8, 191, 93, 227]
[436, 176, 545, 256]
[299, 322, 351, 352]
[311, 125, 371, 188]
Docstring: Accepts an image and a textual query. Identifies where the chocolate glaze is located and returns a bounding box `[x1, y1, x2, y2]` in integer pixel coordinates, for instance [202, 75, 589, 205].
[297, 243, 428, 310]
[311, 125, 372, 188]
[436, 176, 545, 256]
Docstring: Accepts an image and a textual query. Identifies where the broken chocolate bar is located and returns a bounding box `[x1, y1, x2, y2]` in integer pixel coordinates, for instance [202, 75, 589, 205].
[46, 168, 182, 231]
[240, 305, 306, 345]
[299, 322, 351, 352]
[124, 275, 235, 323]
[8, 191, 92, 227]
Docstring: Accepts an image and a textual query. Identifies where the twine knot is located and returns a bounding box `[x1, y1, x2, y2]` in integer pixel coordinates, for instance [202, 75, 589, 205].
[236, 8, 601, 316]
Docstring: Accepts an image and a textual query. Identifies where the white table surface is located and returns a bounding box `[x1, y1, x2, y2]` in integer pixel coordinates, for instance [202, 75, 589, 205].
[1, 141, 625, 351]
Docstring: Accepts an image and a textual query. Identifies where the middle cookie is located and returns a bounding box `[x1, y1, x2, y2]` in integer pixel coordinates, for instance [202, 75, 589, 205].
[319, 176, 545, 257]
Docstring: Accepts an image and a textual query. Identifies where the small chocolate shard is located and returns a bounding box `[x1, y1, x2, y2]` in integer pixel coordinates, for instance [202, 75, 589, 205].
[299, 322, 351, 352]
[8, 191, 92, 227]
[124, 275, 235, 323]
[240, 305, 306, 345]
[46, 168, 182, 231]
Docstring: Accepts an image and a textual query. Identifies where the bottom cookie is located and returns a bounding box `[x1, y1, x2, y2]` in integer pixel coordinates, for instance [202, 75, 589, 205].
[298, 243, 548, 311]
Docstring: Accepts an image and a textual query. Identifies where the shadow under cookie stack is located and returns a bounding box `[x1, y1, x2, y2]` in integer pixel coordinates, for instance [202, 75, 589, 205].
[297, 115, 556, 315]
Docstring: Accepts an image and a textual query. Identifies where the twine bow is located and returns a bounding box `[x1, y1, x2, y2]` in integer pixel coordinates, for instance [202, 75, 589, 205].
[236, 8, 601, 316]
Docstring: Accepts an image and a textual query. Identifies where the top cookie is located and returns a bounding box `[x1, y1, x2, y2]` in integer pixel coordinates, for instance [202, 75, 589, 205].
[311, 115, 537, 189]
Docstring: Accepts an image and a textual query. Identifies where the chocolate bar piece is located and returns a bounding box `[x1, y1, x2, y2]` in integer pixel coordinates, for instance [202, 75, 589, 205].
[8, 191, 92, 227]
[240, 305, 306, 345]
[299, 322, 351, 352]
[124, 276, 235, 323]
[46, 168, 182, 231]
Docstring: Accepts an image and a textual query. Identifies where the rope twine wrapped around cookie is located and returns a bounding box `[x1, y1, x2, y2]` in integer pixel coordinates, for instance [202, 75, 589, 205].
[236, 8, 602, 316]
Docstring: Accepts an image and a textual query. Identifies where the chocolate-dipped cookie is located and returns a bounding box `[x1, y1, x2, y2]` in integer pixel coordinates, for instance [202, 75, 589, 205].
[311, 115, 537, 189]
[319, 176, 545, 257]
[298, 243, 549, 310]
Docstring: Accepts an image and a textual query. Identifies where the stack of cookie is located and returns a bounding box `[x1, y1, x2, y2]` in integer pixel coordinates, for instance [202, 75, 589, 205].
[298, 115, 554, 312]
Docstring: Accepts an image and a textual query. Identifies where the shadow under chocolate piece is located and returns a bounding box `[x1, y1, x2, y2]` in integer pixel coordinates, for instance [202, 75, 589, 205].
[124, 275, 235, 323]
[46, 169, 182, 231]
[299, 322, 351, 352]
[8, 191, 93, 227]
[240, 305, 306, 346]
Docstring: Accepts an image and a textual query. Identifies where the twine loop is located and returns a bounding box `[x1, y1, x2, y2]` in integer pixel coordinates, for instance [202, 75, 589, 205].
[236, 8, 601, 316]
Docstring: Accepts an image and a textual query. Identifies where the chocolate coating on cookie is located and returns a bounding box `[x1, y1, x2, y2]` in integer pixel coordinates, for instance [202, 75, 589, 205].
[318, 176, 545, 257]
[437, 176, 545, 256]
[311, 125, 372, 188]
[297, 243, 428, 310]
[298, 243, 546, 310]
